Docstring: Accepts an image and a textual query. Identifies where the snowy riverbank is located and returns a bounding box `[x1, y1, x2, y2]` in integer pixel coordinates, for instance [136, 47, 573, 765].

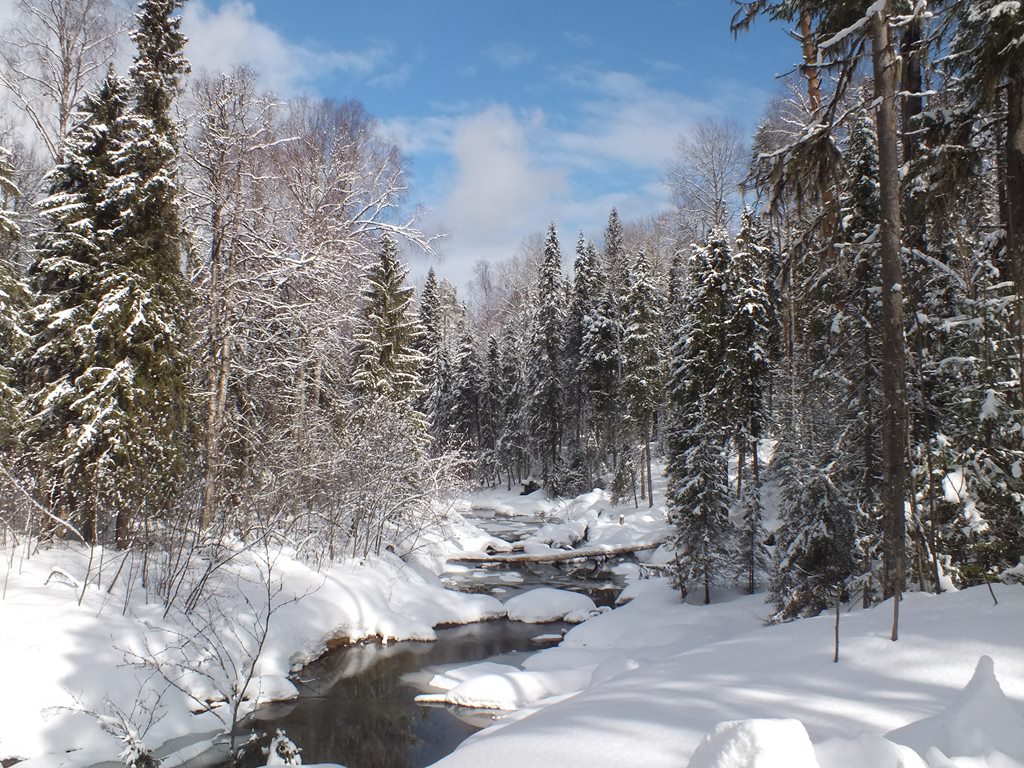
[0, 510, 513, 768]
[428, 580, 1024, 768]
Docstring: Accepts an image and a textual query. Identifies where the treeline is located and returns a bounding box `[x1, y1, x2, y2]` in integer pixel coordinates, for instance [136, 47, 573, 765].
[0, 0, 456, 591]
[435, 0, 1024, 621]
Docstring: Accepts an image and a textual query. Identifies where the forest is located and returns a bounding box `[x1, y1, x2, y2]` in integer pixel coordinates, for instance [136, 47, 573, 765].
[1, 0, 1022, 630]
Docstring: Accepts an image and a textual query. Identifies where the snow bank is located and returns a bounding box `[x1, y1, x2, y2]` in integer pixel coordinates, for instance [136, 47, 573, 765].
[417, 668, 590, 710]
[687, 719, 819, 768]
[886, 655, 1024, 764]
[430, 584, 1024, 768]
[504, 587, 598, 623]
[0, 540, 504, 768]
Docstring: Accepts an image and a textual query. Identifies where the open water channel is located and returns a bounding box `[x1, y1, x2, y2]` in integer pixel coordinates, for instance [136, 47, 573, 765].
[236, 507, 626, 768]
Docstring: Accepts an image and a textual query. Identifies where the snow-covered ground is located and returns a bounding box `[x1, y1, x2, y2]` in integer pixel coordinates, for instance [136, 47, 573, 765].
[3, 475, 1022, 768]
[428, 580, 1024, 768]
[0, 511, 506, 768]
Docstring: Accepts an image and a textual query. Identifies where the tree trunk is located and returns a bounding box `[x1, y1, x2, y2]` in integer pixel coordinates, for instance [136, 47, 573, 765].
[749, 444, 760, 595]
[871, 2, 908, 641]
[1005, 65, 1024, 410]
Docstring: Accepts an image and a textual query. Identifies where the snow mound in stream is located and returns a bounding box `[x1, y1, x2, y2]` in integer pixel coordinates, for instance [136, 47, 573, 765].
[886, 655, 1024, 765]
[504, 587, 598, 623]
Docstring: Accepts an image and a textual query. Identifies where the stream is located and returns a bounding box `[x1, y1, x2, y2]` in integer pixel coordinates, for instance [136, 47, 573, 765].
[237, 507, 627, 768]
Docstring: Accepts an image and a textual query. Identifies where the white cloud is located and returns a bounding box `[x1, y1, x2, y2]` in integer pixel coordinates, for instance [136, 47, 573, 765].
[487, 42, 536, 70]
[551, 70, 713, 170]
[433, 105, 566, 277]
[181, 0, 392, 94]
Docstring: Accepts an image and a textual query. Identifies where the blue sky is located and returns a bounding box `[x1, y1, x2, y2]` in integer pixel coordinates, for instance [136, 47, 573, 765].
[180, 1, 798, 282]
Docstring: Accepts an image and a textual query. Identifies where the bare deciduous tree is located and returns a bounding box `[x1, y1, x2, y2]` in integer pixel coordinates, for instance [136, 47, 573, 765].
[0, 0, 126, 161]
[667, 118, 747, 240]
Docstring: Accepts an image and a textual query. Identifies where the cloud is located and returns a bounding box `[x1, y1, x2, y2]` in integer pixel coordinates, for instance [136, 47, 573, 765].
[487, 42, 536, 70]
[434, 105, 566, 276]
[370, 63, 412, 90]
[551, 70, 714, 169]
[181, 0, 392, 94]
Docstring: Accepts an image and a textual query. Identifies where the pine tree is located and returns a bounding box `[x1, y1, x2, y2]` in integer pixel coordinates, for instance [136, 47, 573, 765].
[479, 334, 503, 483]
[603, 208, 628, 306]
[352, 235, 426, 406]
[526, 223, 565, 483]
[497, 322, 527, 488]
[24, 68, 190, 544]
[621, 249, 664, 507]
[665, 231, 735, 603]
[418, 267, 442, 353]
[581, 282, 622, 474]
[667, 410, 732, 604]
[451, 322, 483, 455]
[770, 434, 857, 621]
[425, 344, 455, 452]
[0, 145, 25, 450]
[563, 234, 598, 457]
[725, 210, 776, 592]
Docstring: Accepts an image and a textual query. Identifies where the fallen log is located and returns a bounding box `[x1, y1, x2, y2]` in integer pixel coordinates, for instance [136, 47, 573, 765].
[449, 538, 668, 565]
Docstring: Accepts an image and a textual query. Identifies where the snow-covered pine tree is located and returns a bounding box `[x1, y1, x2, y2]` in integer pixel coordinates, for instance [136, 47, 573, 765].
[770, 433, 857, 621]
[451, 322, 483, 457]
[665, 231, 735, 603]
[497, 322, 528, 489]
[479, 334, 503, 484]
[621, 249, 664, 507]
[581, 282, 622, 475]
[667, 409, 732, 604]
[418, 267, 442, 353]
[352, 234, 426, 407]
[563, 234, 598, 458]
[603, 208, 628, 307]
[425, 344, 455, 453]
[0, 145, 25, 450]
[24, 69, 189, 544]
[725, 210, 775, 592]
[525, 223, 565, 484]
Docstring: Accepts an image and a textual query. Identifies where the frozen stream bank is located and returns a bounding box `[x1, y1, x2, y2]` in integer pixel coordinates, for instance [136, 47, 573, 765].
[232, 506, 631, 768]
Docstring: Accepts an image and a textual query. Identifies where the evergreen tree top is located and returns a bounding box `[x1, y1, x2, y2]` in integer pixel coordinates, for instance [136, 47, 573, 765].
[130, 0, 189, 131]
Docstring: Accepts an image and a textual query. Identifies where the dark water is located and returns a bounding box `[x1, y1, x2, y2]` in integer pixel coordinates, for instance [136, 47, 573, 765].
[241, 620, 568, 768]
[236, 509, 629, 768]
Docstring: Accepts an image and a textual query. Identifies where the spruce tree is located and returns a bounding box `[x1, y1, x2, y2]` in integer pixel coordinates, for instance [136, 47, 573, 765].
[563, 234, 598, 456]
[497, 322, 527, 488]
[665, 232, 735, 603]
[725, 211, 776, 591]
[352, 234, 426, 406]
[24, 68, 190, 544]
[526, 223, 565, 483]
[581, 282, 622, 473]
[621, 249, 663, 507]
[480, 334, 503, 482]
[0, 145, 25, 450]
[451, 322, 483, 455]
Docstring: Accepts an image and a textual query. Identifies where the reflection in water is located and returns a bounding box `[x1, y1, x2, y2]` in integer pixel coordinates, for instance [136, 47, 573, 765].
[235, 508, 630, 768]
[240, 620, 568, 768]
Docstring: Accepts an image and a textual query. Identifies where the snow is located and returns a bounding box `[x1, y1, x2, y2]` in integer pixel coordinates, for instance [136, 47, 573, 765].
[887, 656, 1024, 763]
[430, 582, 1024, 768]
[4, 481, 1023, 768]
[0, 534, 505, 768]
[503, 587, 598, 623]
[687, 719, 819, 768]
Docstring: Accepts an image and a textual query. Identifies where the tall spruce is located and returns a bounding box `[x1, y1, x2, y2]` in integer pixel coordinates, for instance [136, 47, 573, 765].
[0, 145, 24, 450]
[666, 232, 735, 603]
[24, 67, 190, 544]
[621, 249, 663, 507]
[352, 234, 425, 406]
[526, 223, 565, 482]
[726, 211, 775, 591]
